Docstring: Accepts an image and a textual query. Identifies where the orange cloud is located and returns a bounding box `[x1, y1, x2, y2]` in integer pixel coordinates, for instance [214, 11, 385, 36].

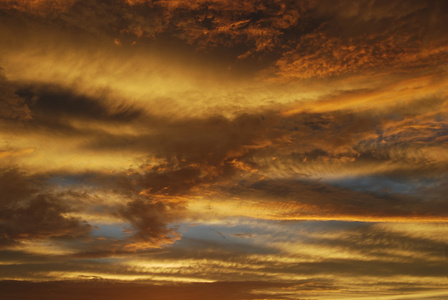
[0, 0, 76, 14]
[1, 1, 447, 297]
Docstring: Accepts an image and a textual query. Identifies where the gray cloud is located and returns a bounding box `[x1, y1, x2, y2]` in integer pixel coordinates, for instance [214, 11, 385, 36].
[0, 167, 91, 247]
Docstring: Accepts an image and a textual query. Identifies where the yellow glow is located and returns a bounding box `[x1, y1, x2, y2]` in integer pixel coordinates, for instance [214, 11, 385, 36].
[186, 197, 448, 223]
[0, 147, 34, 159]
[44, 271, 214, 283]
[18, 240, 77, 256]
[282, 72, 448, 115]
[327, 290, 448, 300]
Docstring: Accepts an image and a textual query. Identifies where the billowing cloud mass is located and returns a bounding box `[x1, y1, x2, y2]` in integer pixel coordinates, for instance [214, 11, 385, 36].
[0, 0, 448, 299]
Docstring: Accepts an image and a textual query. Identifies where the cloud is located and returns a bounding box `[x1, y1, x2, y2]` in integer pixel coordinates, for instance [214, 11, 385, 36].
[272, 0, 448, 80]
[17, 85, 142, 123]
[2, 79, 446, 233]
[0, 167, 91, 247]
[118, 198, 184, 249]
[1, 0, 447, 80]
[8, 84, 145, 139]
[207, 177, 448, 222]
[0, 165, 188, 254]
[1, 1, 448, 297]
[0, 73, 31, 121]
[6, 80, 443, 222]
[0, 0, 76, 15]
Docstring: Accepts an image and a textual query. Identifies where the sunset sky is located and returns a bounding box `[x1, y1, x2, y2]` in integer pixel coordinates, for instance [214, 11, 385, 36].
[0, 0, 448, 299]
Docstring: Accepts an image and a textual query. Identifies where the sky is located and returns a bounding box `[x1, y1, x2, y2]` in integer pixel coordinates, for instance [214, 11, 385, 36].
[0, 0, 447, 299]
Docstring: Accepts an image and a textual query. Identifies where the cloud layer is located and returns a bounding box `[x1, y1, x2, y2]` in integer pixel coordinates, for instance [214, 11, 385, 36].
[1, 0, 448, 299]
